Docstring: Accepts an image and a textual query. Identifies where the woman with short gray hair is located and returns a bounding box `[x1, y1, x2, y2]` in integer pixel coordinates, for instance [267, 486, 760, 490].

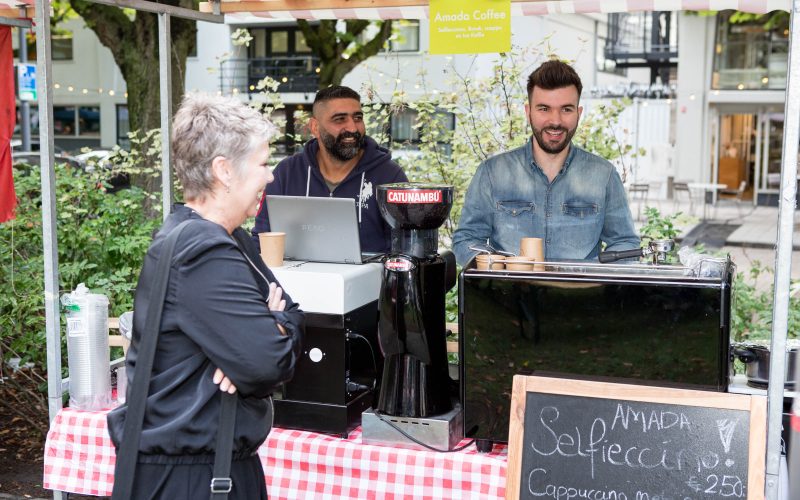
[108, 93, 304, 499]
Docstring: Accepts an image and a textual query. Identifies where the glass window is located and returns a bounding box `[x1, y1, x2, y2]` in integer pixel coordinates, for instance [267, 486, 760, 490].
[389, 20, 420, 52]
[389, 108, 455, 144]
[78, 106, 100, 136]
[51, 31, 73, 61]
[270, 110, 288, 156]
[13, 31, 72, 61]
[391, 109, 418, 142]
[250, 29, 266, 58]
[712, 11, 789, 90]
[597, 35, 626, 76]
[295, 31, 311, 53]
[116, 105, 130, 150]
[188, 31, 197, 58]
[271, 31, 289, 53]
[292, 106, 313, 143]
[13, 105, 40, 137]
[53, 106, 76, 136]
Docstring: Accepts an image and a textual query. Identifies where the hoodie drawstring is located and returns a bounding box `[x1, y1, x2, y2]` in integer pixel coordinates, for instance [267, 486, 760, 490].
[305, 166, 311, 197]
[358, 172, 365, 224]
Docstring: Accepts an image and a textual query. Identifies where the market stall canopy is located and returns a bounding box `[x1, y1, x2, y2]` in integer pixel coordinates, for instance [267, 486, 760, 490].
[0, 0, 32, 19]
[198, 0, 789, 17]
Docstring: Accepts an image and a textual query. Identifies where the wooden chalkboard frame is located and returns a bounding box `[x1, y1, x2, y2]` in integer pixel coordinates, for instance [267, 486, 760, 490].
[506, 375, 767, 500]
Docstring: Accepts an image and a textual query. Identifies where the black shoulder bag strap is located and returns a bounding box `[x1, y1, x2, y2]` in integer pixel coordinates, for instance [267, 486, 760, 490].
[211, 392, 237, 498]
[111, 221, 238, 500]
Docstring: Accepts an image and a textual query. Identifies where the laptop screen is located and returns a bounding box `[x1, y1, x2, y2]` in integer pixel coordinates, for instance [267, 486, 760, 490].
[266, 195, 364, 264]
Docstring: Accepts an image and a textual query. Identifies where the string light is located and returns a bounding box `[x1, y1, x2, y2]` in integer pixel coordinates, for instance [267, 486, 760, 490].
[48, 82, 128, 97]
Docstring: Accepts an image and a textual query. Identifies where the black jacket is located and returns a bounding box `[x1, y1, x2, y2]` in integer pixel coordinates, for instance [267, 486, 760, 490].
[107, 205, 304, 461]
[251, 136, 408, 253]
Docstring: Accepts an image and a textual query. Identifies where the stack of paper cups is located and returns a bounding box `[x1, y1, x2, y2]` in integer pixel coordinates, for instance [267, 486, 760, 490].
[520, 238, 544, 270]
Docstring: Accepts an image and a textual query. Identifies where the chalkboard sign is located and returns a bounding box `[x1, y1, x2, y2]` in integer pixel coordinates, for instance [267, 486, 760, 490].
[506, 376, 767, 500]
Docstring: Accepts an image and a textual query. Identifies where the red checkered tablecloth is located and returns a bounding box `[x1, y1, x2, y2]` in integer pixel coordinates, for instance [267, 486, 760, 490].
[44, 407, 508, 499]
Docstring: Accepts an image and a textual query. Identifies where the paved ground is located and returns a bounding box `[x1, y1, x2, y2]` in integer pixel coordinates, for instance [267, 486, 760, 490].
[631, 196, 800, 287]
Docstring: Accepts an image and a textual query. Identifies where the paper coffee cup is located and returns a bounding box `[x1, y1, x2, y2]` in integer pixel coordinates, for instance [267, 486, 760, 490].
[476, 254, 506, 270]
[259, 232, 285, 268]
[520, 237, 544, 270]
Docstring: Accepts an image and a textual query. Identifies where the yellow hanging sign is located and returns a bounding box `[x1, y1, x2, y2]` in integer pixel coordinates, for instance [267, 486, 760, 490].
[429, 0, 511, 55]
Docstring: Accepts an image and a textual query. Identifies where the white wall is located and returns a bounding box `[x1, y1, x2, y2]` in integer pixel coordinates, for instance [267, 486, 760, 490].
[675, 12, 715, 184]
[186, 22, 235, 94]
[343, 15, 652, 104]
[583, 98, 674, 190]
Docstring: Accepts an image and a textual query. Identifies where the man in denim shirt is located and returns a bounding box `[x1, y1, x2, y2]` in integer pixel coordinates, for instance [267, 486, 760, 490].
[453, 60, 639, 265]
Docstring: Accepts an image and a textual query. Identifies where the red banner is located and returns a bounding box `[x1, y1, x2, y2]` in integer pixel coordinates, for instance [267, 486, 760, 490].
[0, 26, 17, 223]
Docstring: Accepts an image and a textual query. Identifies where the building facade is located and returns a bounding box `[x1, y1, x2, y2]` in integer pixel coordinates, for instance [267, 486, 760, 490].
[12, 13, 665, 163]
[675, 10, 789, 206]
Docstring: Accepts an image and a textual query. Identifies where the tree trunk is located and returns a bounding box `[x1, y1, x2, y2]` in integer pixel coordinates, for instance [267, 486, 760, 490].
[297, 20, 394, 90]
[68, 1, 197, 211]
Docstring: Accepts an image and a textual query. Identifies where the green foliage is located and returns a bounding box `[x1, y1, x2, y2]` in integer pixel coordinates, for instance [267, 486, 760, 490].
[639, 207, 696, 245]
[297, 20, 395, 88]
[0, 144, 160, 370]
[573, 98, 646, 182]
[730, 262, 800, 342]
[636, 207, 697, 263]
[358, 45, 641, 248]
[689, 9, 788, 30]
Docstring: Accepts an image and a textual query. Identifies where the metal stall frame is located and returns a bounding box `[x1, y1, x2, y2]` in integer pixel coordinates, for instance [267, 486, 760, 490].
[1, 1, 223, 498]
[1, 0, 793, 498]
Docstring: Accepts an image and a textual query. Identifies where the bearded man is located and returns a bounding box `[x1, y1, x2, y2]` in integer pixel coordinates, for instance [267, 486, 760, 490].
[453, 60, 639, 264]
[252, 86, 407, 253]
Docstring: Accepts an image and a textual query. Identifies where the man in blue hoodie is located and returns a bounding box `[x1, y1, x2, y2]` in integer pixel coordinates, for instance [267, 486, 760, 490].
[252, 86, 408, 253]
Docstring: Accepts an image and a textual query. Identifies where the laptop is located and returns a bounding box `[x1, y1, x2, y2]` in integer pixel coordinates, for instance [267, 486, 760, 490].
[266, 195, 378, 264]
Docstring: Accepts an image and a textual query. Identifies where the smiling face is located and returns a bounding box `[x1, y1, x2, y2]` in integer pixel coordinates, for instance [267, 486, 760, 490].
[229, 140, 273, 222]
[310, 98, 367, 162]
[525, 85, 582, 156]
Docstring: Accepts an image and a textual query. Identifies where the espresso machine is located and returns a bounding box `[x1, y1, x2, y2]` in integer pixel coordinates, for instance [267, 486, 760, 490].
[460, 253, 736, 451]
[361, 183, 461, 450]
[269, 262, 383, 437]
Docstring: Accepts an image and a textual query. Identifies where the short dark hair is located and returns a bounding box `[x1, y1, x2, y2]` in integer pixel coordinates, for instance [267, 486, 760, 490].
[526, 60, 583, 101]
[312, 85, 361, 115]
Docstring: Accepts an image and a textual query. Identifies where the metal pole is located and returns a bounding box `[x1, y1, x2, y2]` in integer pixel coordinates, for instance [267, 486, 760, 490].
[17, 12, 30, 151]
[790, 359, 800, 499]
[633, 97, 640, 183]
[35, 0, 61, 421]
[765, 1, 800, 498]
[34, 2, 66, 499]
[158, 12, 173, 220]
[592, 20, 598, 88]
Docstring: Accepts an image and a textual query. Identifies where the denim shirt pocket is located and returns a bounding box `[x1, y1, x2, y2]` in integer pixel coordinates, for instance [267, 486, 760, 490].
[561, 201, 598, 218]
[557, 200, 601, 252]
[494, 200, 536, 237]
[497, 200, 535, 217]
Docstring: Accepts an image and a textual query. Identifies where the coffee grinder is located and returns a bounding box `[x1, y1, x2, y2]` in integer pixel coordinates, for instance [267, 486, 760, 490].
[361, 183, 462, 451]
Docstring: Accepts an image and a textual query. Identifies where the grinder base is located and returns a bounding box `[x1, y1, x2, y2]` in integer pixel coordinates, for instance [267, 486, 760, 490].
[361, 403, 463, 451]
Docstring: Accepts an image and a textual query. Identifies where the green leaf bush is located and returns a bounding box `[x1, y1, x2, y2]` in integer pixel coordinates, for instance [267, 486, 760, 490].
[0, 153, 159, 371]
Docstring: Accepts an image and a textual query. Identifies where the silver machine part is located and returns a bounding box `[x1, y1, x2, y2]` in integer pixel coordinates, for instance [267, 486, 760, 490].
[361, 405, 464, 452]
